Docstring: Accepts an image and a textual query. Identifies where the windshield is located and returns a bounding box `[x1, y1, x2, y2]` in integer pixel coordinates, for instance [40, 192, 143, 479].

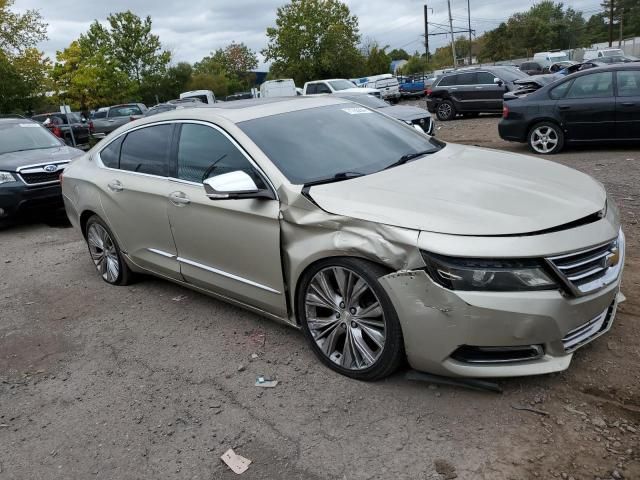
[328, 80, 356, 91]
[340, 95, 389, 109]
[238, 103, 442, 185]
[0, 122, 61, 155]
[602, 49, 624, 57]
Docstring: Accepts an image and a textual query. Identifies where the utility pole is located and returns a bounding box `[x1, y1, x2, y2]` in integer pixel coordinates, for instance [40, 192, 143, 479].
[619, 6, 623, 47]
[467, 0, 472, 66]
[447, 0, 457, 67]
[608, 0, 614, 47]
[424, 5, 430, 64]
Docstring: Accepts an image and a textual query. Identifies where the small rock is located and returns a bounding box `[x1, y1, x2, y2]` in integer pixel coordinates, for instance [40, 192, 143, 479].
[611, 470, 623, 479]
[592, 417, 607, 429]
[237, 365, 246, 372]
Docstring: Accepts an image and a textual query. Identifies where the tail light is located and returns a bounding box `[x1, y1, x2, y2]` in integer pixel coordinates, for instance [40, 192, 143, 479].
[502, 104, 509, 119]
[426, 88, 432, 96]
[51, 126, 63, 138]
[88, 121, 94, 133]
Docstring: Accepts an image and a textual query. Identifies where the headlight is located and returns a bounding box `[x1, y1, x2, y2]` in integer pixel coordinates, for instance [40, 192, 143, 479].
[421, 252, 556, 291]
[0, 172, 16, 185]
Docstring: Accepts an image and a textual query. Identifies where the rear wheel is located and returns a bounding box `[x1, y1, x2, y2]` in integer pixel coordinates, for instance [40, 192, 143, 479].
[297, 258, 404, 381]
[85, 215, 133, 285]
[527, 121, 564, 154]
[436, 100, 456, 121]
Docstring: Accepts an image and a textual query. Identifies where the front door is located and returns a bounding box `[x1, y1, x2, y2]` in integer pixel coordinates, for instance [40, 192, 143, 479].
[96, 123, 182, 280]
[556, 71, 616, 141]
[166, 122, 287, 316]
[616, 70, 640, 140]
[476, 71, 506, 112]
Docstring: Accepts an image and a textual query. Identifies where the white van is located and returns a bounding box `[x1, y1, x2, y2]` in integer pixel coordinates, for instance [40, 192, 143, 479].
[583, 48, 625, 61]
[532, 51, 570, 70]
[260, 79, 298, 98]
[180, 90, 216, 104]
[354, 74, 401, 103]
[302, 79, 381, 97]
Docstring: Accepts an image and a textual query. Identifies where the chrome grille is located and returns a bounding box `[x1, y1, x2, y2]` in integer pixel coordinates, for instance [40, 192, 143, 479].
[547, 230, 624, 296]
[17, 162, 68, 185]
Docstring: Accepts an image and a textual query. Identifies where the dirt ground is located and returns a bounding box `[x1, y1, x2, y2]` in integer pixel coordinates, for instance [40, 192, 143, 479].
[1, 109, 639, 480]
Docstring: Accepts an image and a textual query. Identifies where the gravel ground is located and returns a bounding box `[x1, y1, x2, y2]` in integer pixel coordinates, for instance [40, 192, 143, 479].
[1, 107, 639, 480]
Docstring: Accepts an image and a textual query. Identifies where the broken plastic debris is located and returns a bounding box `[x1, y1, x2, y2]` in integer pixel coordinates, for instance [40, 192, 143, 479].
[255, 375, 278, 388]
[172, 295, 187, 302]
[221, 448, 251, 474]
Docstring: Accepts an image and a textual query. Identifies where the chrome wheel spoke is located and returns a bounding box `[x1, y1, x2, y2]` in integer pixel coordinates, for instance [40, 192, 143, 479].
[87, 224, 119, 282]
[304, 266, 387, 371]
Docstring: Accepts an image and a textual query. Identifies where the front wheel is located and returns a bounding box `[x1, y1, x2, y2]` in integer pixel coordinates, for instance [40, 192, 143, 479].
[297, 258, 404, 381]
[528, 121, 564, 154]
[85, 215, 133, 285]
[436, 100, 456, 121]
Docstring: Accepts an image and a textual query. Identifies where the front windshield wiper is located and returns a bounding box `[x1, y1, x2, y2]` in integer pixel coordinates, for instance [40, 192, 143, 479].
[303, 171, 365, 188]
[383, 150, 434, 171]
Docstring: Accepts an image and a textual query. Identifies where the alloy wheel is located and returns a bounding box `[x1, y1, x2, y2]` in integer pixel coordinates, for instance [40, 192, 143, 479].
[437, 103, 452, 119]
[87, 223, 120, 283]
[304, 266, 386, 370]
[530, 126, 559, 153]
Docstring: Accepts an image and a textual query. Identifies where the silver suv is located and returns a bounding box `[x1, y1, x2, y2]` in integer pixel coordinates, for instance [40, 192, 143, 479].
[61, 96, 624, 381]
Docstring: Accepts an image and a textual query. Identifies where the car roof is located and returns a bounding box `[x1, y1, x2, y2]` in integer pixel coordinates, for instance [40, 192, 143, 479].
[0, 118, 36, 124]
[125, 96, 351, 125]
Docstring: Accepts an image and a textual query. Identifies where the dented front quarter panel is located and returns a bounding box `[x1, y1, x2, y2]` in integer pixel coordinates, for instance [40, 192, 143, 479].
[277, 186, 423, 325]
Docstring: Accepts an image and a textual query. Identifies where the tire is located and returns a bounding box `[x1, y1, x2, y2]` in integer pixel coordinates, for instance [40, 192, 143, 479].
[527, 121, 564, 154]
[435, 100, 456, 121]
[297, 257, 404, 381]
[84, 215, 133, 285]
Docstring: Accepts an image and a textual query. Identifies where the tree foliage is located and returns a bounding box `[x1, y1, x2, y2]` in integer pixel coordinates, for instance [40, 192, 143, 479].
[388, 48, 410, 61]
[263, 0, 362, 84]
[0, 0, 47, 55]
[194, 41, 258, 91]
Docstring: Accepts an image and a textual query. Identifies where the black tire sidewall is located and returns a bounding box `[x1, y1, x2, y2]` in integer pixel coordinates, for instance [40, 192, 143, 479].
[528, 121, 564, 155]
[296, 257, 404, 381]
[85, 215, 130, 285]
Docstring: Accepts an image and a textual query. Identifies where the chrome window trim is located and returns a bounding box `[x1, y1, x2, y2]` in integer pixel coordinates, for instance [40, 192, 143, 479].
[145, 248, 280, 294]
[94, 120, 278, 200]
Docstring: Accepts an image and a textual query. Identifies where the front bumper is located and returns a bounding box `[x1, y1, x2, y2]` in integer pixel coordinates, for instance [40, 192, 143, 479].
[379, 238, 624, 378]
[0, 181, 63, 220]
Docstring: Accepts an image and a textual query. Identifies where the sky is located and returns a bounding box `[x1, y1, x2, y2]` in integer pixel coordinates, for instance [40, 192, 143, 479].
[15, 0, 605, 69]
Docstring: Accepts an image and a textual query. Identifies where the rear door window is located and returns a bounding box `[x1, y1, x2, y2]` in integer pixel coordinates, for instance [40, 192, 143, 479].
[437, 75, 457, 87]
[455, 73, 478, 85]
[617, 70, 640, 97]
[550, 80, 573, 99]
[119, 124, 173, 176]
[566, 72, 613, 99]
[306, 84, 317, 94]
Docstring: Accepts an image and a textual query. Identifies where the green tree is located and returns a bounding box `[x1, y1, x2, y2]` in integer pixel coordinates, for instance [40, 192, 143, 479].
[0, 0, 47, 55]
[186, 73, 230, 98]
[388, 48, 410, 60]
[398, 54, 428, 75]
[363, 41, 390, 74]
[194, 42, 258, 93]
[263, 0, 362, 85]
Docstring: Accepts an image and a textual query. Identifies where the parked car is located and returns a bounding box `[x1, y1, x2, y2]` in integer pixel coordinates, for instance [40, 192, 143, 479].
[354, 74, 401, 103]
[549, 61, 576, 73]
[427, 66, 528, 120]
[0, 118, 83, 227]
[303, 79, 381, 97]
[533, 51, 571, 71]
[91, 103, 147, 136]
[225, 92, 254, 102]
[260, 79, 297, 98]
[499, 64, 640, 154]
[62, 96, 624, 381]
[31, 112, 91, 146]
[520, 61, 545, 75]
[336, 93, 434, 134]
[180, 90, 216, 104]
[167, 98, 203, 105]
[144, 102, 209, 117]
[583, 48, 625, 61]
[556, 61, 605, 76]
[398, 77, 426, 97]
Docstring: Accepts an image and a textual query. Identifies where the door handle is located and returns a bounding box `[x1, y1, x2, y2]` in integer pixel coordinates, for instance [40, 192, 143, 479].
[621, 102, 635, 107]
[558, 105, 571, 110]
[107, 180, 123, 192]
[169, 191, 190, 206]
[475, 86, 484, 89]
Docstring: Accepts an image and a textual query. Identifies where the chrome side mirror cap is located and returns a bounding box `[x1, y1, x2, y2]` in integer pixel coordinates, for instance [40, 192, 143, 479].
[493, 77, 504, 86]
[203, 171, 274, 200]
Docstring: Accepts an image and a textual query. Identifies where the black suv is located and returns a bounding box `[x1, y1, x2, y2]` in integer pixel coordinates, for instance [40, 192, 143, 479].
[426, 67, 528, 121]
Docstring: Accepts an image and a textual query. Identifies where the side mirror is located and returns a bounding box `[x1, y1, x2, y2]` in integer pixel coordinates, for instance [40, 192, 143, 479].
[493, 77, 504, 86]
[203, 171, 274, 200]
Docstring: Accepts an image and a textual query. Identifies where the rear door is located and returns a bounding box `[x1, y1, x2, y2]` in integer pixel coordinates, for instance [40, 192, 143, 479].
[615, 69, 640, 140]
[96, 123, 182, 280]
[556, 71, 616, 141]
[450, 72, 481, 112]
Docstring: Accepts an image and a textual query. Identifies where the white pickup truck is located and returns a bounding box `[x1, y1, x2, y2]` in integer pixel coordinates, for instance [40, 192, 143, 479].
[303, 79, 381, 97]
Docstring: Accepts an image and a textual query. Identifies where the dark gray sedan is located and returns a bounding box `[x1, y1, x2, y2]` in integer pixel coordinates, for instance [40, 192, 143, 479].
[336, 93, 435, 135]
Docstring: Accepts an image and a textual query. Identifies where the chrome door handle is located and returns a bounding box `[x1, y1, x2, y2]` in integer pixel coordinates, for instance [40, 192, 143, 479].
[169, 191, 190, 206]
[107, 180, 123, 192]
[475, 86, 484, 89]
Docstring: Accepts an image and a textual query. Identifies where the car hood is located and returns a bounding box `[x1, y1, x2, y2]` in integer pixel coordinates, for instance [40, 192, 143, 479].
[0, 145, 84, 172]
[381, 105, 431, 121]
[307, 143, 606, 236]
